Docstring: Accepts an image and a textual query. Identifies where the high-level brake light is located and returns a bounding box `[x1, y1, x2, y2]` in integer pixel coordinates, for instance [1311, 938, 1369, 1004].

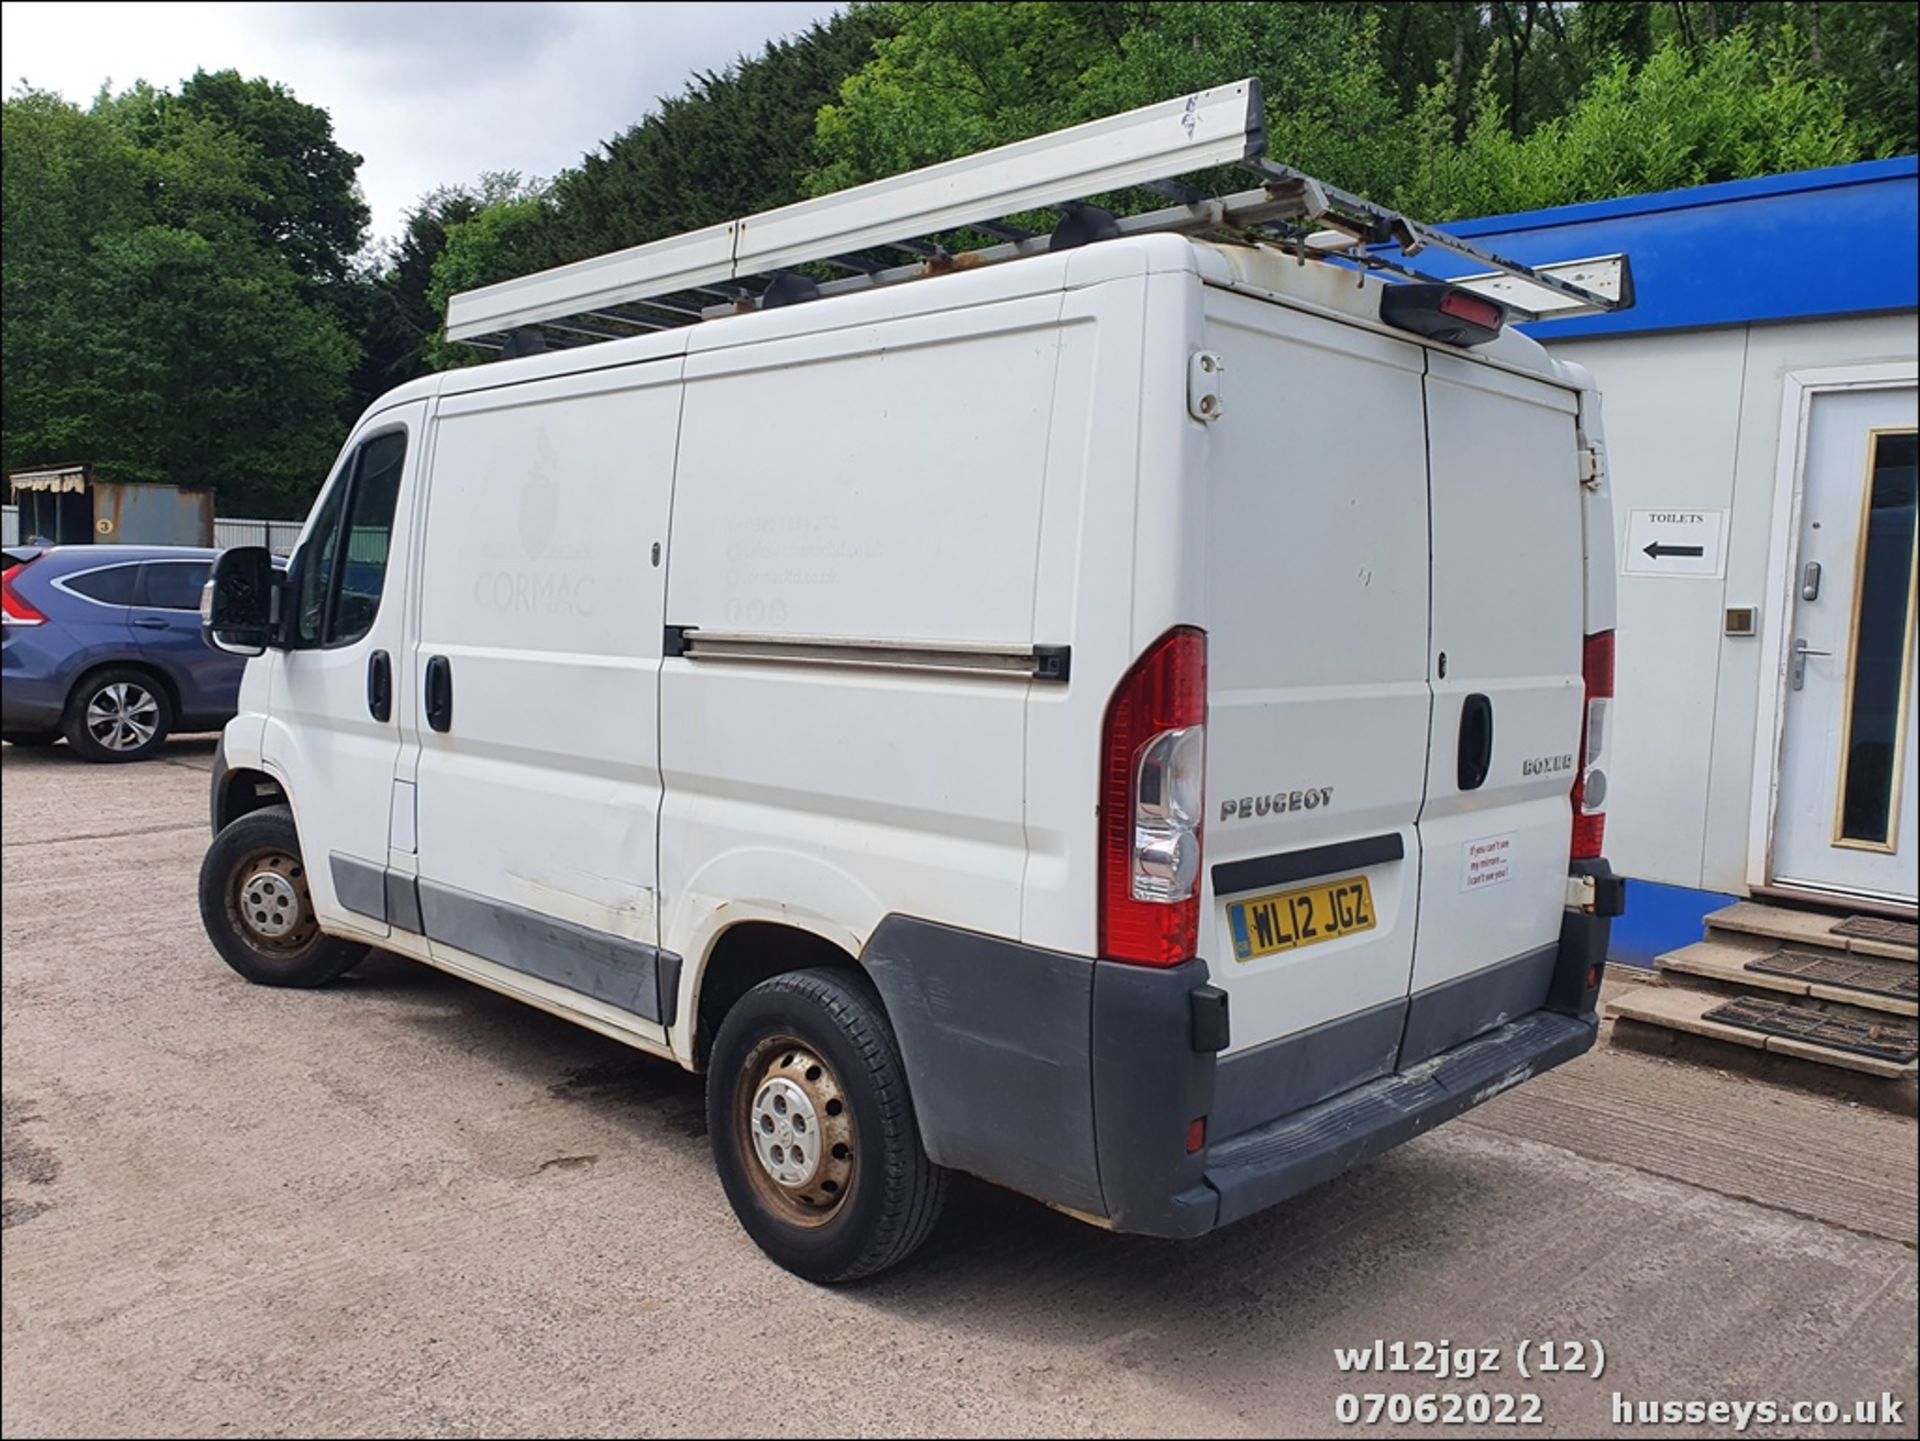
[1379, 282, 1509, 347]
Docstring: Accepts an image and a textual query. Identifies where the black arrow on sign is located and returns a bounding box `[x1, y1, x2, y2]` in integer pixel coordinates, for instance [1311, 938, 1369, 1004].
[1643, 541, 1705, 560]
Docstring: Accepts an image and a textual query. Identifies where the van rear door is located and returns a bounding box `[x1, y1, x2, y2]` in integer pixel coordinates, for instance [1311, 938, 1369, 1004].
[1404, 352, 1584, 1065]
[1197, 291, 1433, 1128]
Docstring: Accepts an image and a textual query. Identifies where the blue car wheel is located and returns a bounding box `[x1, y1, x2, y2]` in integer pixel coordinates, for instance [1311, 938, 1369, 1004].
[62, 666, 173, 762]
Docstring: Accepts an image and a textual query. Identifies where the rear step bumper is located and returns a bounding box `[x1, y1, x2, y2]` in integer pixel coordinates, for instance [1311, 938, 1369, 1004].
[1202, 1009, 1595, 1229]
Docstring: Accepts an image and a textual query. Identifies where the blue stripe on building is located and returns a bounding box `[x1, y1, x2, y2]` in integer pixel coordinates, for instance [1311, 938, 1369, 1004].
[1376, 156, 1918, 339]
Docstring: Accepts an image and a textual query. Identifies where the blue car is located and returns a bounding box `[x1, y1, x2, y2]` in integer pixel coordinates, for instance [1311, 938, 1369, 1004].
[2, 545, 270, 762]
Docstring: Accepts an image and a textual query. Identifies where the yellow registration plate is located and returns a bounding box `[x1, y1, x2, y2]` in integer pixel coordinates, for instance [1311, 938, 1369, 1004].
[1227, 875, 1376, 962]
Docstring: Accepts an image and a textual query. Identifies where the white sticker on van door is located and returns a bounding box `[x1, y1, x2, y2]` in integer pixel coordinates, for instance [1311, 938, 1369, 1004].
[1461, 833, 1515, 892]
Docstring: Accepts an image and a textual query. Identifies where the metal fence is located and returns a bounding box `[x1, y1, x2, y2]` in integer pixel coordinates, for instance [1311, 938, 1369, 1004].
[214, 517, 305, 556]
[3, 504, 301, 554]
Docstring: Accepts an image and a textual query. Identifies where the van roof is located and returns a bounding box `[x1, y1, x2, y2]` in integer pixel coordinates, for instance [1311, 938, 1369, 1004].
[365, 231, 1582, 425]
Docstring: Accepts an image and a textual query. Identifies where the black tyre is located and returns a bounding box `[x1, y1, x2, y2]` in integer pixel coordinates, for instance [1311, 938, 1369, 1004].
[2, 733, 59, 747]
[63, 666, 172, 762]
[199, 804, 368, 988]
[707, 967, 948, 1283]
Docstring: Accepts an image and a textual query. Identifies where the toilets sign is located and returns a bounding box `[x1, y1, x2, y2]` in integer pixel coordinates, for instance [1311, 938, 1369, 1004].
[1623, 508, 1728, 579]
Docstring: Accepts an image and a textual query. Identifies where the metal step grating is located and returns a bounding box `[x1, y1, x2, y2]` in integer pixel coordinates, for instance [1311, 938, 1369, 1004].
[1701, 996, 1918, 1064]
[1830, 916, 1919, 949]
[1746, 948, 1919, 1002]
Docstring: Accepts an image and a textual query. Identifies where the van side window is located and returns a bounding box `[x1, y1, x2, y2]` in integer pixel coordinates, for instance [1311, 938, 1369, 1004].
[329, 433, 405, 644]
[294, 431, 406, 647]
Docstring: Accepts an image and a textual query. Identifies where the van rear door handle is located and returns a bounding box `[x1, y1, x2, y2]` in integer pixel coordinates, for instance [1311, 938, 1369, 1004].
[424, 655, 452, 732]
[1457, 693, 1493, 791]
[367, 649, 392, 722]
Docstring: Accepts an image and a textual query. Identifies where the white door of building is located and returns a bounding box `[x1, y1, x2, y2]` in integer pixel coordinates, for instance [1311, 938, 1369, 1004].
[1772, 385, 1917, 904]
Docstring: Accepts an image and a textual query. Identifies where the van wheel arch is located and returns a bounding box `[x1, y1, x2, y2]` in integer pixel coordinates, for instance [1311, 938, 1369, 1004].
[693, 921, 864, 1069]
[214, 764, 290, 834]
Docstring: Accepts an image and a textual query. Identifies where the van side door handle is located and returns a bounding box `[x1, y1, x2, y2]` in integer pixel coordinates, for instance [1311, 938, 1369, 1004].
[424, 655, 453, 732]
[1457, 693, 1493, 791]
[366, 649, 392, 722]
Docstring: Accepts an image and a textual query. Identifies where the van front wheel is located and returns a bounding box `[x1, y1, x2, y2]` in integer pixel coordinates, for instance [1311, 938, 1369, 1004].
[707, 968, 948, 1282]
[199, 805, 368, 988]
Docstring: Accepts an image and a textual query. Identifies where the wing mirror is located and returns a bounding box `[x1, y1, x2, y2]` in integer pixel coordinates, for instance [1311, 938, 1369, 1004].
[201, 546, 280, 656]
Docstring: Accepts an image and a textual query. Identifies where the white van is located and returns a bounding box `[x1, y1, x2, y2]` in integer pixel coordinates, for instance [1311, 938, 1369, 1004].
[199, 82, 1627, 1281]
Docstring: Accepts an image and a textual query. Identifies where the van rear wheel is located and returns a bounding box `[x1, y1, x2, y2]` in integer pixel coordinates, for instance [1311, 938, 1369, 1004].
[707, 967, 947, 1283]
[199, 805, 368, 988]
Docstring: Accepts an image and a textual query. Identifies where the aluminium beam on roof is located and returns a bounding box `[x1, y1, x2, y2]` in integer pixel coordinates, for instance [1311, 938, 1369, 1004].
[445, 76, 1631, 347]
[732, 79, 1264, 274]
[446, 222, 737, 343]
[445, 78, 1267, 344]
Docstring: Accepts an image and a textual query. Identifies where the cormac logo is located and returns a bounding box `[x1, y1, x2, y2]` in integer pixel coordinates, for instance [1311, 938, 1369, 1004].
[1522, 754, 1575, 777]
[1220, 787, 1333, 822]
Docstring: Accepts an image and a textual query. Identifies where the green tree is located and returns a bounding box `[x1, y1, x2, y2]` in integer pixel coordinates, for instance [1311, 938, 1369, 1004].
[167, 68, 370, 287]
[423, 174, 558, 369]
[418, 6, 896, 367]
[806, 4, 1887, 225]
[547, 7, 895, 261]
[347, 184, 486, 403]
[1, 84, 358, 516]
[1401, 29, 1872, 218]
[808, 1, 1126, 193]
[1652, 2, 1916, 155]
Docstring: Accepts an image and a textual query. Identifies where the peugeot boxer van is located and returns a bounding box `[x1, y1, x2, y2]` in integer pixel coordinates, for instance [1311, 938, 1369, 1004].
[198, 83, 1624, 1281]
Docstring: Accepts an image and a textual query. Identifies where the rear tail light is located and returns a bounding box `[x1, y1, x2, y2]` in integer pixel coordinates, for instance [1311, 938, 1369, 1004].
[1100, 627, 1207, 966]
[1570, 630, 1614, 860]
[1, 563, 46, 626]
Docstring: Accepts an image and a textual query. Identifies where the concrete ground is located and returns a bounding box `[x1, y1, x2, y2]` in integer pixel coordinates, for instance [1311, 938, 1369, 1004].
[3, 738, 1915, 1439]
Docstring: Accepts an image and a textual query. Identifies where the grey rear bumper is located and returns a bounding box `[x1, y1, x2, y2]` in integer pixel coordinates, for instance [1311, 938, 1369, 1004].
[862, 862, 1617, 1239]
[1203, 1008, 1594, 1229]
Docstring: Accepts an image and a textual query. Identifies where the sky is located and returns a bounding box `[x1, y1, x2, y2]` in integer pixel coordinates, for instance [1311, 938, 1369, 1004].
[1, 1, 845, 247]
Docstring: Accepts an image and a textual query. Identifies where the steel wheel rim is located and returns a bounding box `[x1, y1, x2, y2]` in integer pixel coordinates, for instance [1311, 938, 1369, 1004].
[736, 1037, 855, 1226]
[85, 682, 159, 751]
[229, 849, 318, 952]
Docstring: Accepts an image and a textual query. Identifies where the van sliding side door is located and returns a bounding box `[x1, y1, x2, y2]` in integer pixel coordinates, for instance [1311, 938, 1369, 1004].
[405, 362, 684, 1042]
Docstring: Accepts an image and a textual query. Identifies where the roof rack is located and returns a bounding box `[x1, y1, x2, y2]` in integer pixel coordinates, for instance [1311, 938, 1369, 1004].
[446, 78, 1632, 352]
